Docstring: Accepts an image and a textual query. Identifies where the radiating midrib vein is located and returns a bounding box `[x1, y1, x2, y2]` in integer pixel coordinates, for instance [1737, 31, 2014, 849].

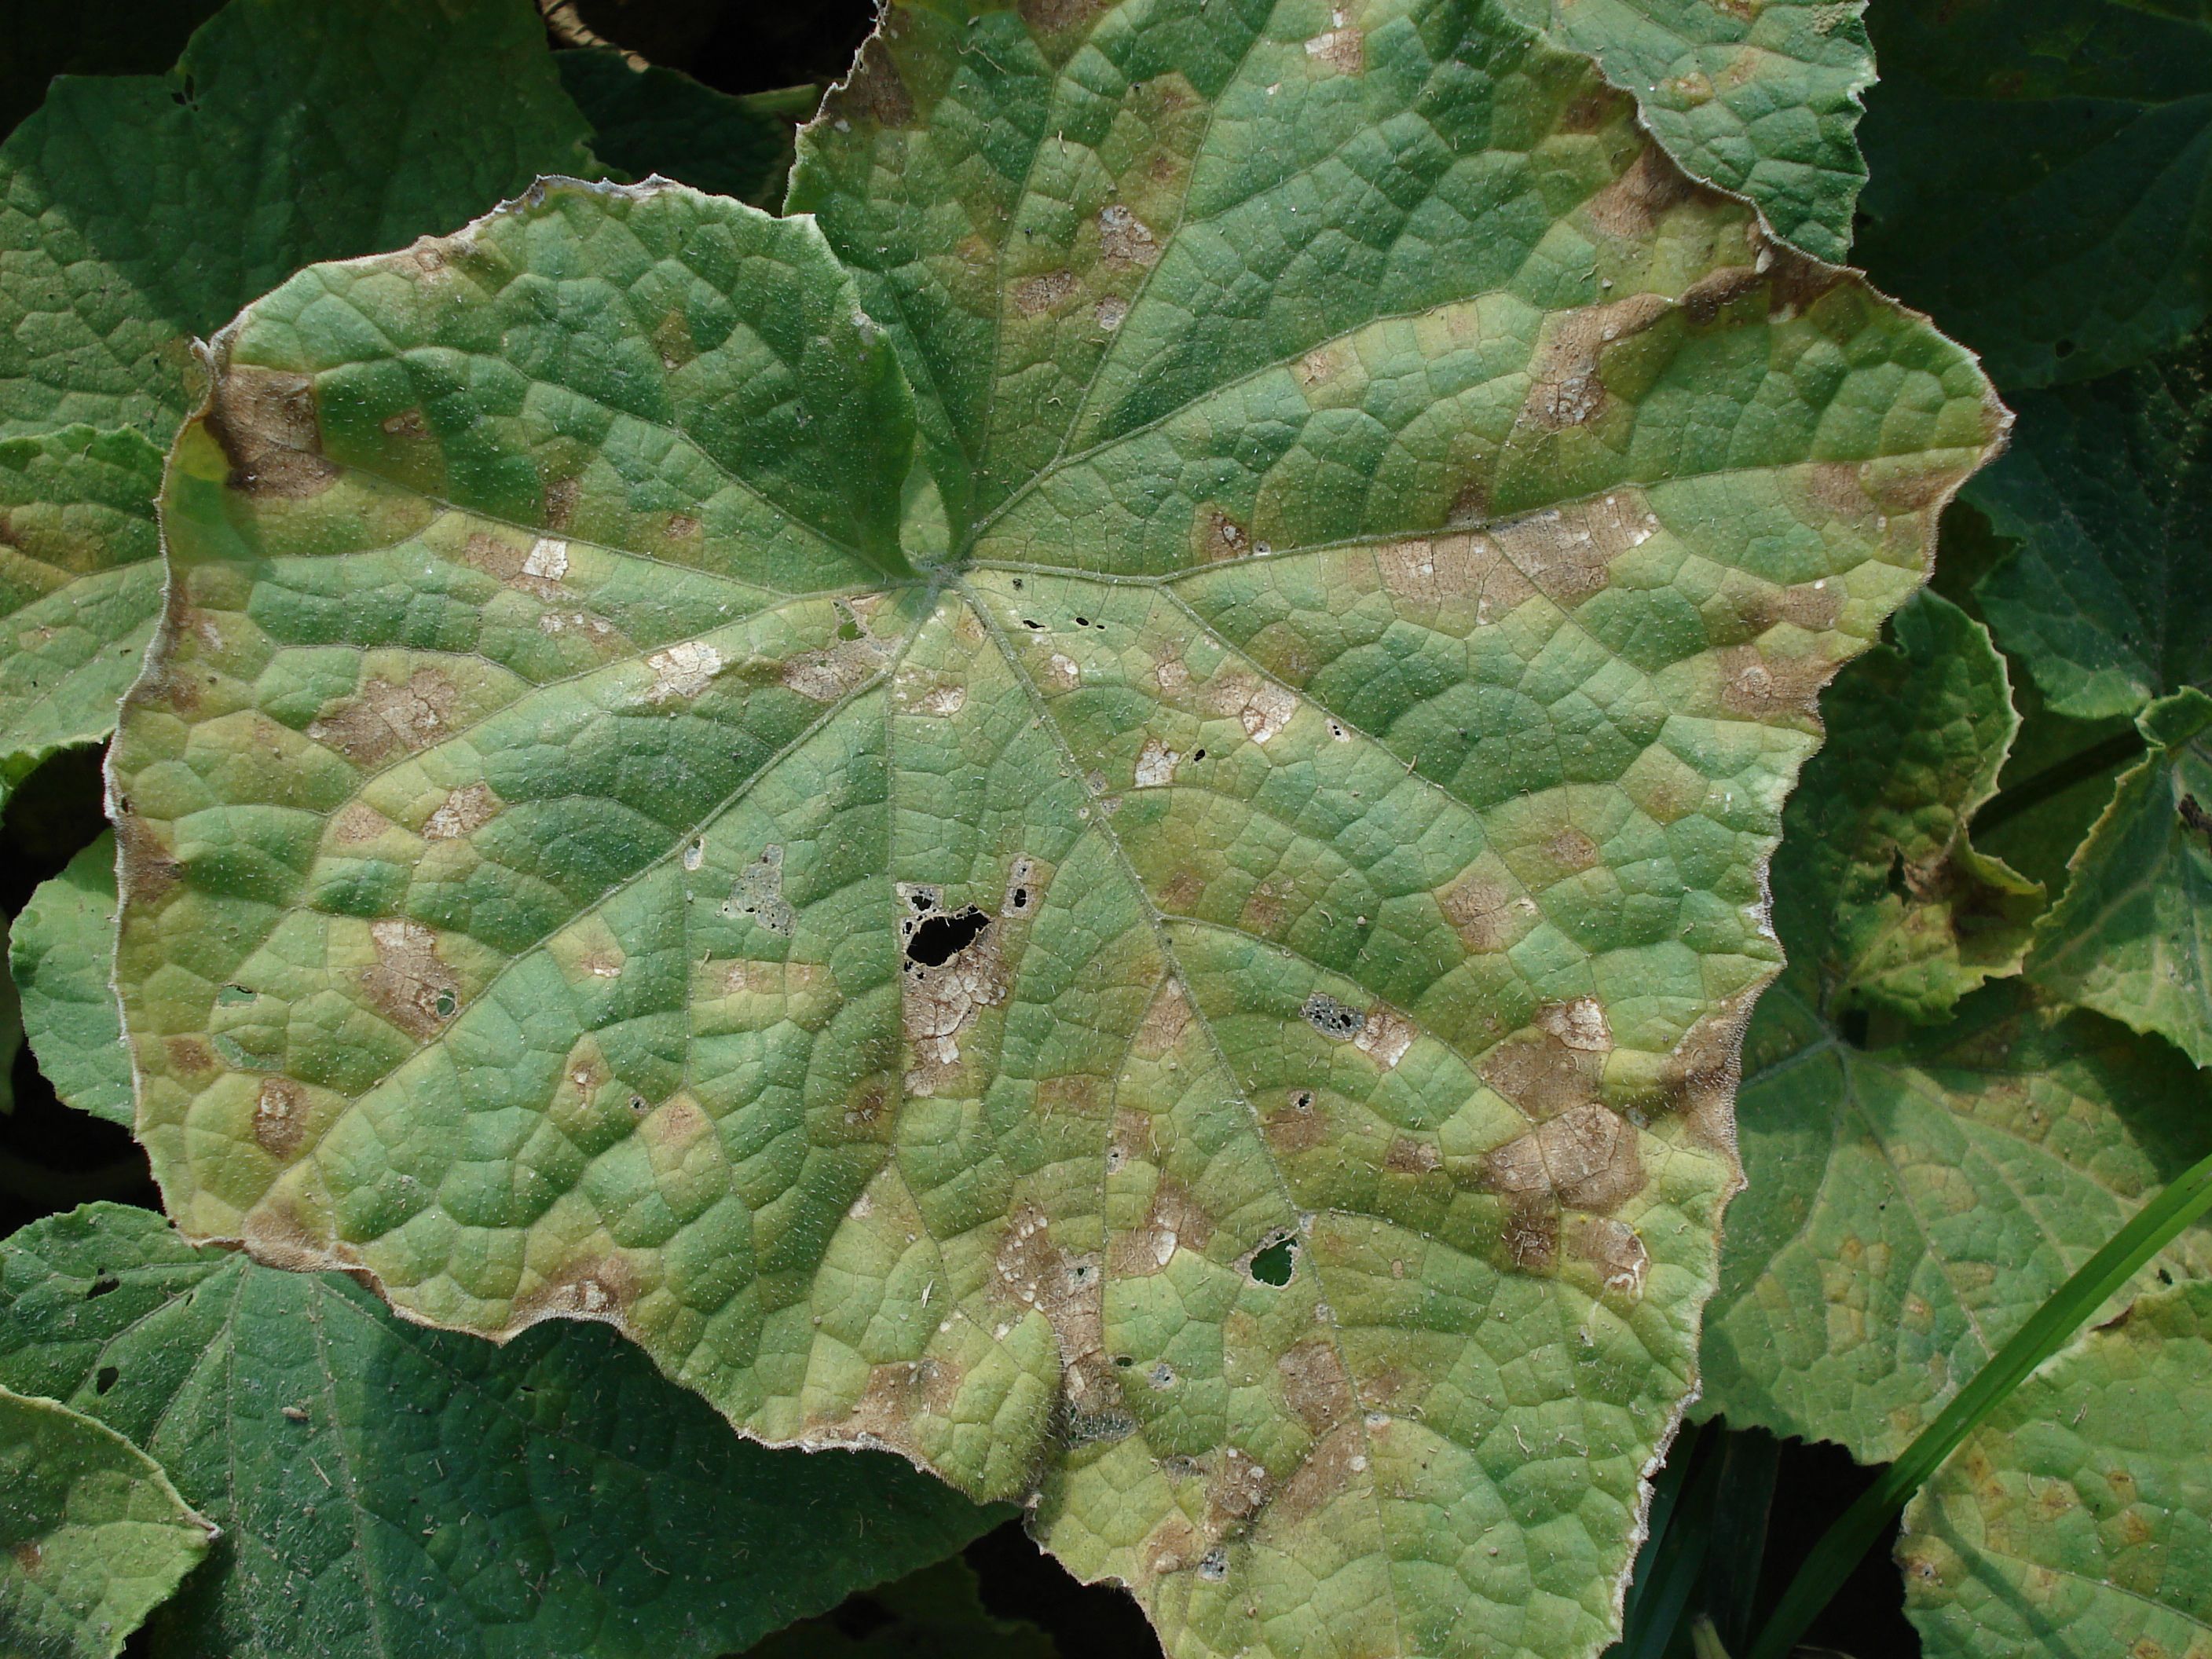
[949, 572, 1410, 1658]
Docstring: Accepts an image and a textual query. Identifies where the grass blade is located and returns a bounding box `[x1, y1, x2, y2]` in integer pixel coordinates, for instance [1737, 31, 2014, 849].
[1745, 1140, 2212, 1659]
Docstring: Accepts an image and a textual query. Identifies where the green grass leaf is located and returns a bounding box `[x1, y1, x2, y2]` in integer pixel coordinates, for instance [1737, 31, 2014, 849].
[1899, 1277, 2212, 1659]
[0, 1203, 998, 1659]
[110, 4, 2004, 1652]
[0, 0, 599, 440]
[1505, 0, 1873, 263]
[1855, 0, 2212, 390]
[2028, 690, 2212, 1068]
[10, 833, 129, 1127]
[556, 48, 819, 211]
[0, 1382, 213, 1659]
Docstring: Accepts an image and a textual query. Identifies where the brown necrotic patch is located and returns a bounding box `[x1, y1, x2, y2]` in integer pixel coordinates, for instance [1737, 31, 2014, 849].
[205, 365, 337, 498]
[423, 782, 500, 841]
[1013, 269, 1080, 315]
[252, 1076, 309, 1157]
[307, 668, 460, 765]
[1277, 1338, 1353, 1432]
[1485, 1104, 1645, 1211]
[994, 1204, 1111, 1408]
[360, 917, 459, 1040]
[1581, 145, 1696, 240]
[1109, 1174, 1214, 1277]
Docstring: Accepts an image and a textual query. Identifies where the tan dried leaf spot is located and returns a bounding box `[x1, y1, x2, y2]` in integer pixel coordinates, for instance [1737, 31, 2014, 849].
[1486, 1104, 1644, 1210]
[1013, 269, 1080, 314]
[646, 640, 724, 702]
[205, 364, 338, 497]
[308, 668, 460, 765]
[253, 1077, 308, 1156]
[1539, 996, 1613, 1054]
[1099, 204, 1161, 269]
[1353, 1005, 1415, 1068]
[361, 917, 458, 1039]
[1134, 738, 1180, 788]
[1521, 292, 1670, 430]
[423, 782, 501, 841]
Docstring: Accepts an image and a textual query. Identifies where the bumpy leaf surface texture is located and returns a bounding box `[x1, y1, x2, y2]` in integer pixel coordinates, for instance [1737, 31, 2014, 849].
[1507, 0, 1872, 264]
[0, 1382, 213, 1659]
[111, 4, 2001, 1654]
[1899, 1280, 2212, 1659]
[0, 1204, 994, 1659]
[1701, 595, 2212, 1461]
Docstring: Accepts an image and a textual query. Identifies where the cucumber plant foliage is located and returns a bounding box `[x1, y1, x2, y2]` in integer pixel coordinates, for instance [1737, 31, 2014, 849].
[101, 2, 2001, 1655]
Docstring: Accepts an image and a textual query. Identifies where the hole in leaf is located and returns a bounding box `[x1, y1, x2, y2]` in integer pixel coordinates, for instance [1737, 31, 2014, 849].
[905, 906, 990, 966]
[1249, 1237, 1295, 1287]
[2055, 338, 2076, 358]
[1840, 1006, 1871, 1049]
[86, 1273, 119, 1300]
[94, 1365, 119, 1395]
[1009, 886, 1030, 911]
[434, 989, 457, 1018]
[1114, 1355, 1134, 1368]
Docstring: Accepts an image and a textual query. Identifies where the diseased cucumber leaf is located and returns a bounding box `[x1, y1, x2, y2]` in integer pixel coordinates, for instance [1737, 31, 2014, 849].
[1503, 0, 1872, 263]
[111, 3, 2004, 1653]
[12, 833, 130, 1127]
[0, 1204, 999, 1659]
[1700, 597, 2212, 1462]
[0, 428, 163, 808]
[2028, 690, 2212, 1069]
[1899, 1278, 2212, 1659]
[1856, 0, 2212, 390]
[0, 1381, 213, 1659]
[0, 0, 599, 439]
[1972, 331, 2212, 725]
[1771, 591, 2040, 1026]
[556, 48, 820, 211]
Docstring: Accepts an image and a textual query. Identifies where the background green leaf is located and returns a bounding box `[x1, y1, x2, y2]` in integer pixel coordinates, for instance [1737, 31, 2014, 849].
[2027, 690, 2212, 1068]
[1899, 1278, 2212, 1659]
[0, 1203, 998, 1659]
[11, 833, 129, 1128]
[1856, 0, 2212, 390]
[0, 1381, 212, 1659]
[0, 428, 163, 808]
[1769, 591, 2040, 1026]
[556, 48, 820, 210]
[0, 0, 599, 439]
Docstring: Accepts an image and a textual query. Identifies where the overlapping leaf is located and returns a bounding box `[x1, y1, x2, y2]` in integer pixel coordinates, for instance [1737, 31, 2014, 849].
[1856, 0, 2212, 390]
[0, 1204, 996, 1659]
[1700, 596, 2212, 1461]
[556, 49, 819, 211]
[0, 1382, 213, 1659]
[1506, 0, 1872, 263]
[11, 834, 130, 1127]
[1899, 1278, 2212, 1659]
[0, 0, 597, 439]
[109, 3, 2003, 1654]
[1770, 592, 2039, 1026]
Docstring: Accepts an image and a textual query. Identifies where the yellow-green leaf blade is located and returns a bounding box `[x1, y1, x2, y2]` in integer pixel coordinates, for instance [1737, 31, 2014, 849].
[10, 833, 129, 1127]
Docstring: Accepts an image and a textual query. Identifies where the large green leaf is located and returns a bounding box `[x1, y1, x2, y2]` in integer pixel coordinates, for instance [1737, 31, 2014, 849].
[0, 1382, 213, 1659]
[1855, 0, 2212, 390]
[2028, 690, 2212, 1069]
[1769, 591, 2039, 1027]
[0, 0, 598, 441]
[0, 427, 163, 805]
[556, 48, 819, 211]
[11, 833, 130, 1127]
[1506, 0, 1871, 264]
[1700, 597, 2212, 1461]
[1972, 331, 2212, 725]
[110, 2, 2004, 1652]
[1899, 1278, 2212, 1659]
[0, 1204, 997, 1659]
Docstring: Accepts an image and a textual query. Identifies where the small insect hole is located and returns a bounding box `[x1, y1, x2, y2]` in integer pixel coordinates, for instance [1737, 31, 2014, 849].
[86, 1273, 119, 1300]
[94, 1366, 119, 1395]
[1248, 1237, 1296, 1287]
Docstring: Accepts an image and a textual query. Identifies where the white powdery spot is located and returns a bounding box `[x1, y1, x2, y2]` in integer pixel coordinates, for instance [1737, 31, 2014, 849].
[1047, 653, 1081, 688]
[1240, 682, 1298, 744]
[423, 782, 500, 842]
[1135, 738, 1181, 788]
[523, 537, 569, 580]
[1096, 296, 1129, 331]
[1541, 995, 1614, 1053]
[1354, 1006, 1415, 1069]
[646, 641, 723, 702]
[920, 684, 966, 716]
